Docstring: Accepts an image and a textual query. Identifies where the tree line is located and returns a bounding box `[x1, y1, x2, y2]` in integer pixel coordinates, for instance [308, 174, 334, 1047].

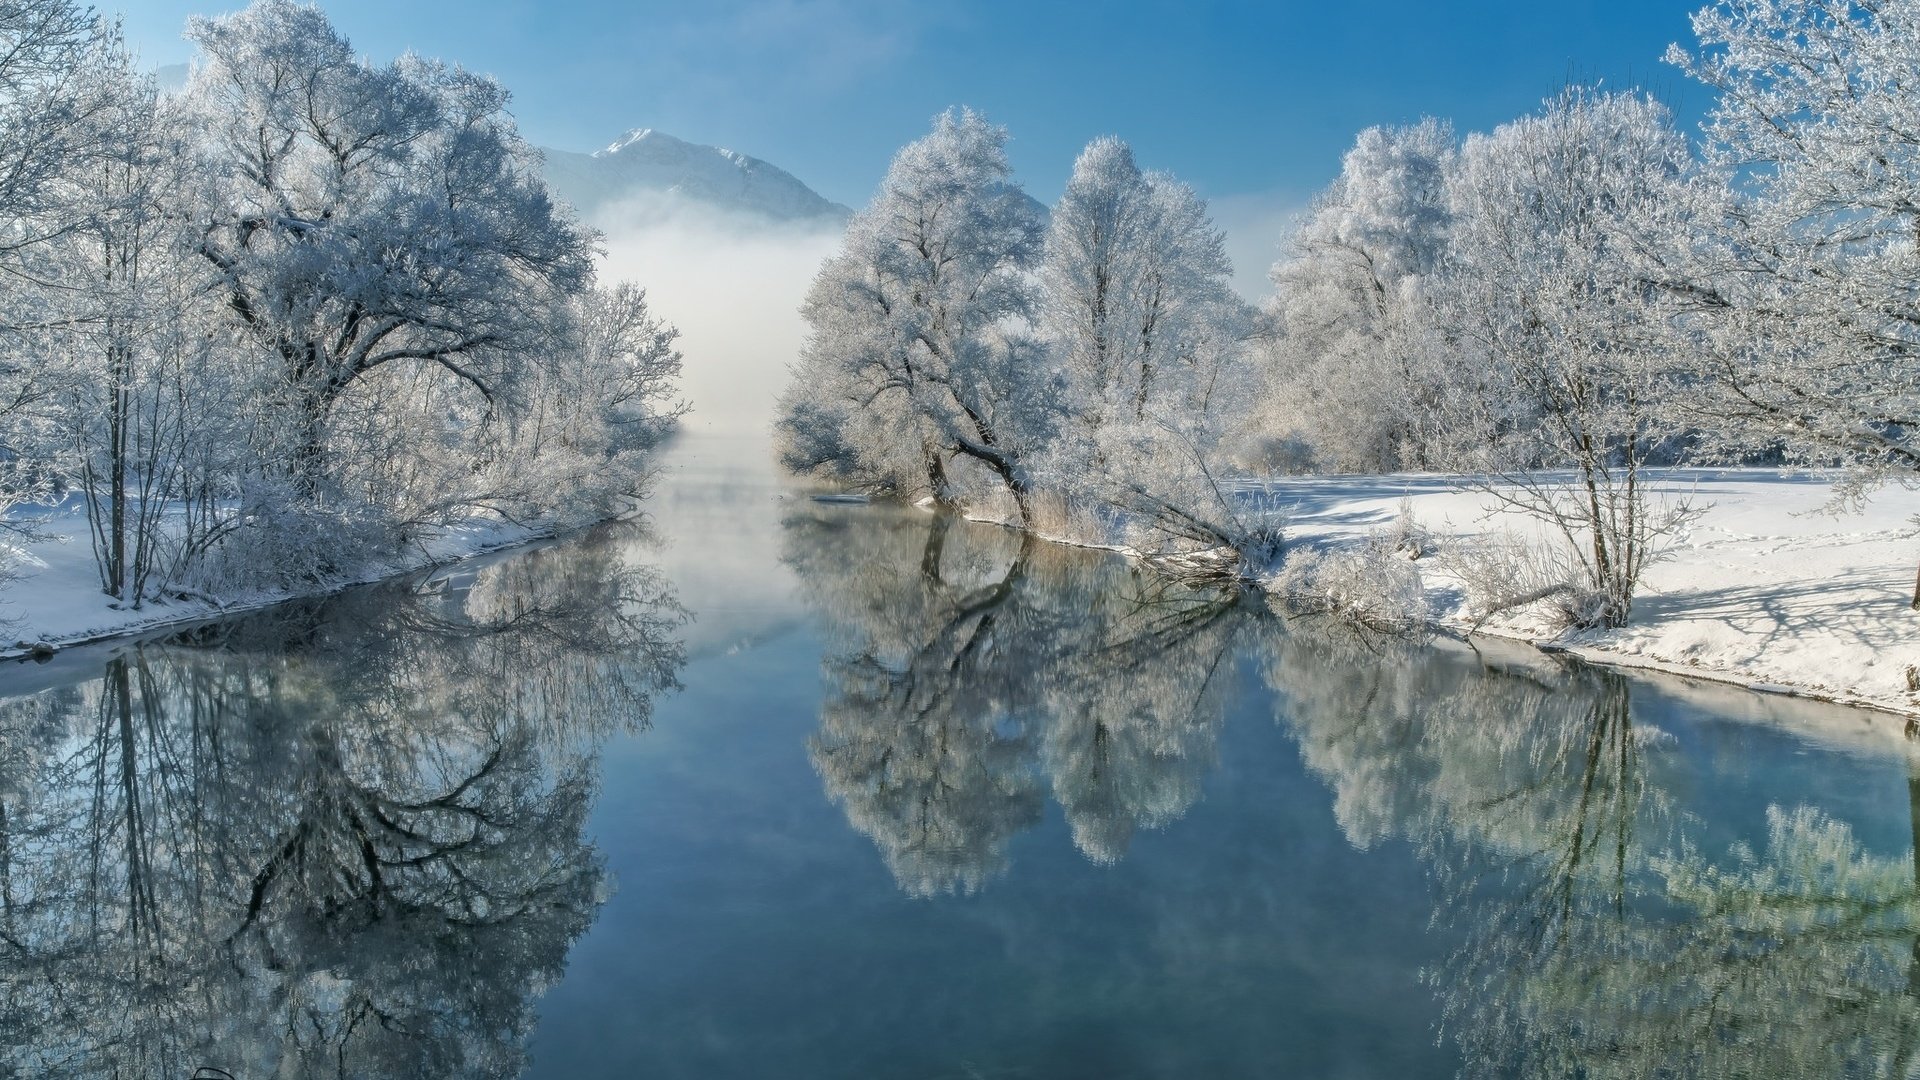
[0, 0, 684, 609]
[777, 0, 1920, 629]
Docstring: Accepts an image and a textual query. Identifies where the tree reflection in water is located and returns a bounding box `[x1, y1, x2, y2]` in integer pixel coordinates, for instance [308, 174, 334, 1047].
[791, 507, 1920, 1077]
[31, 504, 1910, 1076]
[1274, 628, 1920, 1079]
[0, 523, 684, 1078]
[786, 507, 1257, 894]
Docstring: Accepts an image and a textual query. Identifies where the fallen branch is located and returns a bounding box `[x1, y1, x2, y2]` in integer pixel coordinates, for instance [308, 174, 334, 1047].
[1468, 582, 1576, 634]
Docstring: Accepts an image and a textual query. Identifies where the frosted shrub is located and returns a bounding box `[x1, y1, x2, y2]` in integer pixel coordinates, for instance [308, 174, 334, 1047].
[1235, 513, 1288, 578]
[1448, 531, 1613, 633]
[1232, 433, 1318, 476]
[1026, 489, 1119, 548]
[1384, 497, 1435, 560]
[176, 495, 399, 595]
[1273, 536, 1427, 635]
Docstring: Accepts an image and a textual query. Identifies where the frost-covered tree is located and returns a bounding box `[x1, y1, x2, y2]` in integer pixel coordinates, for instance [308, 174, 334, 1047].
[0, 1, 682, 612]
[180, 0, 593, 507]
[1042, 137, 1155, 440]
[776, 108, 1047, 520]
[1043, 137, 1238, 431]
[1259, 119, 1457, 473]
[42, 42, 211, 605]
[481, 282, 686, 524]
[38, 0, 691, 595]
[1436, 89, 1701, 628]
[0, 0, 114, 275]
[1038, 136, 1264, 562]
[1666, 0, 1920, 607]
[0, 0, 121, 558]
[313, 279, 683, 542]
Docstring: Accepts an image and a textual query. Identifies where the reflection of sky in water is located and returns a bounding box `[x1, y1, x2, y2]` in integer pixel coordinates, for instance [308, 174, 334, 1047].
[641, 431, 811, 658]
[4, 464, 1920, 1079]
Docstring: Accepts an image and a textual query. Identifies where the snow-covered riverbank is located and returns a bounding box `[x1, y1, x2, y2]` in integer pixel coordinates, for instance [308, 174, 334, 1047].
[10, 464, 1915, 722]
[1268, 469, 1920, 717]
[0, 500, 548, 658]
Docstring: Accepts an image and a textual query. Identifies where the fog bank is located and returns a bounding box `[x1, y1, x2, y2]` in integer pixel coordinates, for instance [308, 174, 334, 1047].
[597, 195, 845, 447]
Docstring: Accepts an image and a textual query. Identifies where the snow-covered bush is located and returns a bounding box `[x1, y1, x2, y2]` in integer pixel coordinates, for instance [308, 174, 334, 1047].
[480, 283, 687, 526]
[1230, 432, 1319, 476]
[1271, 535, 1427, 636]
[1448, 530, 1612, 633]
[174, 494, 401, 595]
[1235, 512, 1289, 579]
[1384, 497, 1435, 560]
[1023, 488, 1121, 549]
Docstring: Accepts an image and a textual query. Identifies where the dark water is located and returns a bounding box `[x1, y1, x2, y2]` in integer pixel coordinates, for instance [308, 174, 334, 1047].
[3, 475, 1919, 1079]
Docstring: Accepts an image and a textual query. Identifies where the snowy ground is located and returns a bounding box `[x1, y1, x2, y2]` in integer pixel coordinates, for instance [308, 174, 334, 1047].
[0, 496, 544, 657]
[1262, 469, 1920, 717]
[0, 431, 799, 663]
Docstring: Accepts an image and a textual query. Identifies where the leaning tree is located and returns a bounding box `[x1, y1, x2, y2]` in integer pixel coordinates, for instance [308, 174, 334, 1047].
[776, 108, 1048, 520]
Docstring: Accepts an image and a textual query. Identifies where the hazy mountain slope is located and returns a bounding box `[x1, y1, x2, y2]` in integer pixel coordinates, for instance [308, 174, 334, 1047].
[541, 128, 851, 227]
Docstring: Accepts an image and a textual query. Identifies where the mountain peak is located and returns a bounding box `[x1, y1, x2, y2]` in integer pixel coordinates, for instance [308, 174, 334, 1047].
[547, 128, 849, 227]
[599, 128, 669, 156]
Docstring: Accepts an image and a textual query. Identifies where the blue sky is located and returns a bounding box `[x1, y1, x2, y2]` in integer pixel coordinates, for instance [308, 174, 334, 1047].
[123, 0, 1712, 208]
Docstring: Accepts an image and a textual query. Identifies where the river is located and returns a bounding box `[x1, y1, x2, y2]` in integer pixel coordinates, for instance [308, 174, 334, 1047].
[2, 438, 1916, 1078]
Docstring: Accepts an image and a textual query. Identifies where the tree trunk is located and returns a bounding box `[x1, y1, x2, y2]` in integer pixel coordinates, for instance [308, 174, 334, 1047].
[108, 340, 128, 600]
[947, 403, 1027, 526]
[288, 352, 344, 503]
[983, 455, 1032, 526]
[292, 390, 333, 503]
[1009, 480, 1032, 527]
[925, 446, 957, 511]
[1911, 557, 1919, 611]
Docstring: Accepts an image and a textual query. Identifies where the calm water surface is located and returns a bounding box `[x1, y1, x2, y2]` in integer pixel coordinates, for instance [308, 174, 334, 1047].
[3, 455, 1918, 1078]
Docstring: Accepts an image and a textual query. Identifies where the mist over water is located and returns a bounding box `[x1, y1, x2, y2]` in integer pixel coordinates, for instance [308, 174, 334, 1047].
[591, 197, 845, 655]
[596, 194, 844, 450]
